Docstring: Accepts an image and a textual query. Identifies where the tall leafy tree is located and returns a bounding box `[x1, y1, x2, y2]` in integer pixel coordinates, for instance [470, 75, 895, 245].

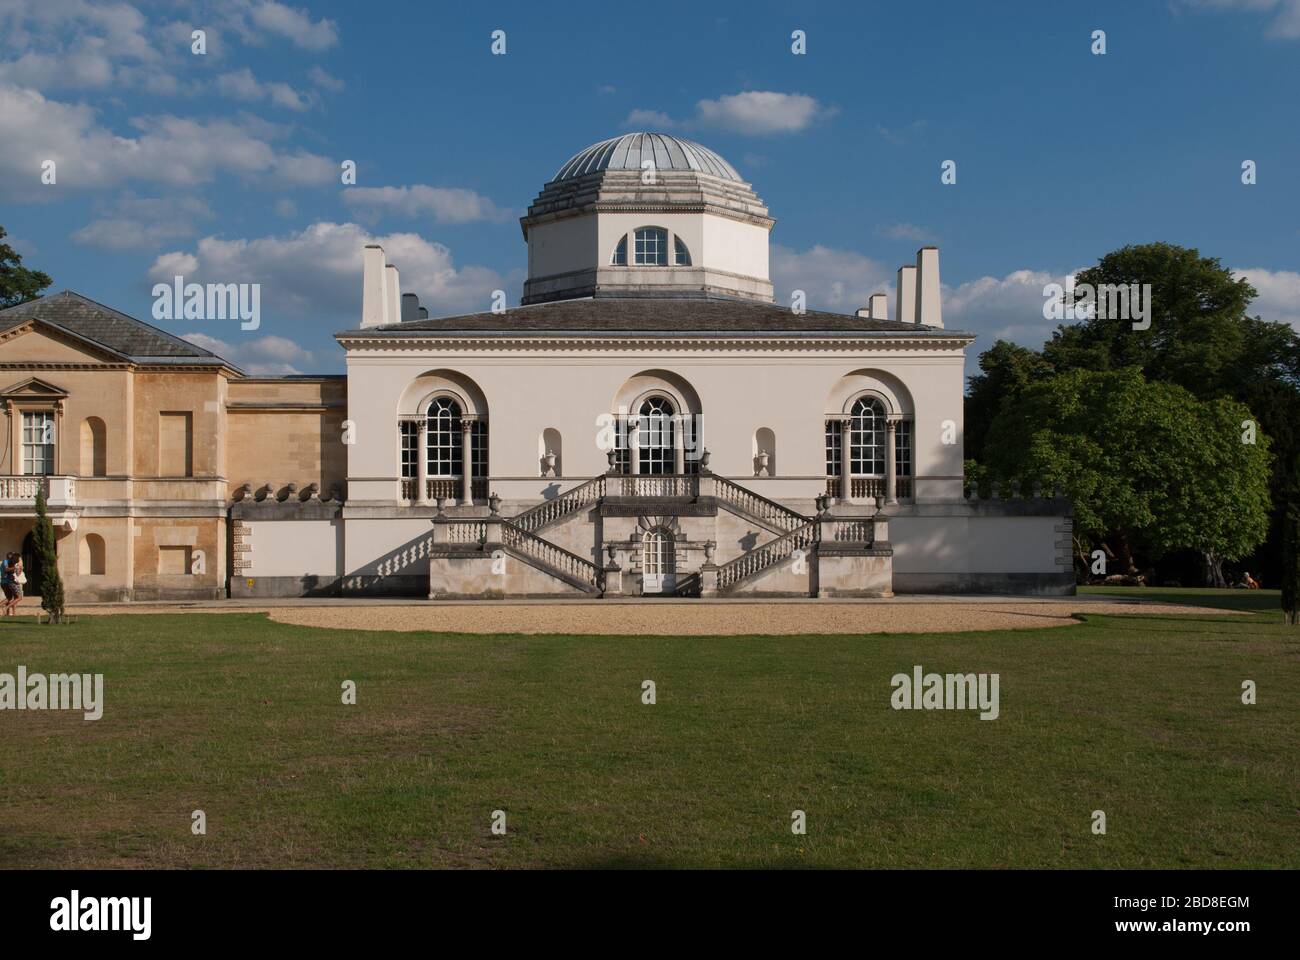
[1042, 243, 1296, 398]
[0, 226, 53, 309]
[965, 340, 1055, 462]
[969, 242, 1299, 583]
[983, 368, 1271, 585]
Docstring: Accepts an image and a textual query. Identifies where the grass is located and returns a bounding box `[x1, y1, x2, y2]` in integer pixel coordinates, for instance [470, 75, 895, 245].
[0, 591, 1296, 869]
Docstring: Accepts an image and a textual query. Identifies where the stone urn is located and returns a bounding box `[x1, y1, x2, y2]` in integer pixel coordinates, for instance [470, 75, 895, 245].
[542, 449, 557, 477]
[488, 492, 501, 516]
[755, 449, 770, 478]
[703, 540, 716, 563]
[699, 448, 711, 472]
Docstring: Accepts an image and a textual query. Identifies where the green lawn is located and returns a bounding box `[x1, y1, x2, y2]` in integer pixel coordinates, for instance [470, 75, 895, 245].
[1, 593, 1296, 869]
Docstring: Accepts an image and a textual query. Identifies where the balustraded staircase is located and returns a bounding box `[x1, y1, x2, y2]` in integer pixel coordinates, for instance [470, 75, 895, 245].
[511, 474, 606, 534]
[499, 520, 603, 594]
[433, 471, 879, 599]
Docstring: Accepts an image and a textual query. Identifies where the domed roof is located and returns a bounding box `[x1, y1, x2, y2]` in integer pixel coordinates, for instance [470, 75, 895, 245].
[553, 132, 742, 183]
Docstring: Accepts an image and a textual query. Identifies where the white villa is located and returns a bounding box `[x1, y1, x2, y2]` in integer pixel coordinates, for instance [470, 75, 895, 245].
[237, 132, 1072, 600]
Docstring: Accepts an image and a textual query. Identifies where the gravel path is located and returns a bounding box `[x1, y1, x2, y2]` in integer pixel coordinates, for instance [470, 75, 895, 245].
[51, 597, 1235, 635]
[263, 600, 1226, 635]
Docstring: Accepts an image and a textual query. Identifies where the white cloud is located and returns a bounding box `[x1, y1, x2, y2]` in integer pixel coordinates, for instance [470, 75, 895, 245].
[0, 0, 176, 93]
[770, 244, 893, 312]
[148, 221, 518, 321]
[694, 91, 832, 135]
[625, 91, 834, 137]
[181, 331, 316, 376]
[340, 185, 511, 224]
[307, 66, 343, 91]
[876, 120, 926, 146]
[72, 193, 213, 251]
[875, 222, 937, 244]
[774, 244, 1081, 380]
[246, 1, 339, 50]
[1177, 0, 1300, 38]
[0, 84, 336, 198]
[1234, 266, 1300, 330]
[623, 108, 674, 129]
[216, 68, 313, 111]
[942, 269, 1072, 348]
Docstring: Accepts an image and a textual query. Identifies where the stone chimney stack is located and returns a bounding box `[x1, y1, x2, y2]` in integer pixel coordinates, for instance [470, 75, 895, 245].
[401, 292, 420, 323]
[916, 247, 943, 328]
[855, 306, 871, 318]
[868, 292, 887, 320]
[896, 264, 918, 324]
[384, 263, 401, 326]
[361, 244, 388, 328]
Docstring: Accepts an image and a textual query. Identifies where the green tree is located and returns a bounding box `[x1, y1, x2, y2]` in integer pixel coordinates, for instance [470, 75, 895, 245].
[32, 486, 66, 623]
[965, 340, 1055, 462]
[1042, 242, 1297, 398]
[969, 242, 1300, 583]
[0, 226, 53, 309]
[983, 368, 1272, 586]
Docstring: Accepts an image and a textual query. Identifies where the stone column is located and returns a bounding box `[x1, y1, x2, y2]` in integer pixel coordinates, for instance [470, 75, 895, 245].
[839, 417, 853, 503]
[416, 420, 428, 503]
[885, 418, 898, 506]
[460, 419, 473, 505]
[672, 415, 685, 475]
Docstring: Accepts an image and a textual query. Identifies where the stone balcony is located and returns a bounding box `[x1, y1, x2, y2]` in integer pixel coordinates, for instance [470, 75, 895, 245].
[0, 475, 79, 529]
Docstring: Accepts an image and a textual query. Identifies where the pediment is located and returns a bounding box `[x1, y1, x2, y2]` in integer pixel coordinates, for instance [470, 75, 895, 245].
[0, 376, 69, 400]
[0, 319, 128, 365]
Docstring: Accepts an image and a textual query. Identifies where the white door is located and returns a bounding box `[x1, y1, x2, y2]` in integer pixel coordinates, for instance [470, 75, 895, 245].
[642, 529, 675, 595]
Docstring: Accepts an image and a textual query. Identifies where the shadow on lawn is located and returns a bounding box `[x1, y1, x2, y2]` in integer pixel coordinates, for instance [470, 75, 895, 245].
[1079, 586, 1281, 614]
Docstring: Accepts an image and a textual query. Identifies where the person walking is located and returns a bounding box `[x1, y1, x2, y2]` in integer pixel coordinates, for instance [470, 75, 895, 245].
[1, 553, 19, 616]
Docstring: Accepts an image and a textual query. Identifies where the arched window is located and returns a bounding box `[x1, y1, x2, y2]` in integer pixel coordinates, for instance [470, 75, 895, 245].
[673, 236, 691, 266]
[81, 417, 107, 476]
[80, 533, 106, 575]
[634, 227, 668, 266]
[636, 396, 675, 475]
[424, 395, 488, 493]
[825, 396, 888, 477]
[849, 397, 886, 475]
[426, 396, 462, 476]
[611, 235, 627, 265]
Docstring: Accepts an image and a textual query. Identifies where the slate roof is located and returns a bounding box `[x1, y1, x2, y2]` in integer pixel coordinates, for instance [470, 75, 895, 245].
[0, 290, 237, 367]
[343, 296, 972, 339]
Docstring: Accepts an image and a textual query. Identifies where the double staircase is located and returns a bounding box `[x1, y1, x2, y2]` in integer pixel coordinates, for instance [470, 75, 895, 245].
[499, 471, 835, 597]
[434, 471, 880, 598]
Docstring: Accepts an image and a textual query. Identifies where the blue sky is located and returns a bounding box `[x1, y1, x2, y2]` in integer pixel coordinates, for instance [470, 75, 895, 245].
[2, 0, 1298, 375]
